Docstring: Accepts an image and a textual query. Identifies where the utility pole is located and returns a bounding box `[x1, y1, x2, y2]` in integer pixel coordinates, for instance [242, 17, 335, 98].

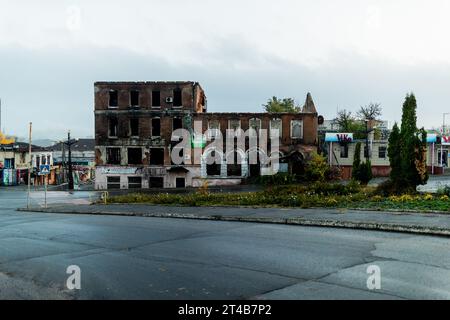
[61, 140, 65, 183]
[365, 120, 369, 160]
[64, 131, 77, 190]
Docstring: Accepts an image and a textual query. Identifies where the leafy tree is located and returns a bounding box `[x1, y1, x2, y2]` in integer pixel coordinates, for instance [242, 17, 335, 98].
[333, 110, 367, 139]
[400, 93, 428, 187]
[388, 123, 401, 182]
[352, 142, 362, 180]
[263, 96, 301, 113]
[357, 103, 382, 121]
[386, 93, 428, 193]
[334, 109, 354, 132]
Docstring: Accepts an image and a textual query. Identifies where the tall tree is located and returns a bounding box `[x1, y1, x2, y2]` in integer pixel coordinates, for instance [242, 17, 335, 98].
[390, 93, 428, 190]
[352, 142, 362, 180]
[388, 122, 401, 182]
[357, 103, 382, 121]
[400, 93, 419, 186]
[263, 96, 301, 113]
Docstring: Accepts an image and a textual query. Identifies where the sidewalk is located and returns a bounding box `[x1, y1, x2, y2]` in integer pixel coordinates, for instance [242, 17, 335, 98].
[18, 203, 450, 237]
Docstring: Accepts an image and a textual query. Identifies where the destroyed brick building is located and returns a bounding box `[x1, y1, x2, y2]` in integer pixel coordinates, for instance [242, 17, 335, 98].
[94, 81, 318, 189]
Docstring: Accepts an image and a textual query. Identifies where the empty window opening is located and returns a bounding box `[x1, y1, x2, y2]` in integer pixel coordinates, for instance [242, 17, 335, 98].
[107, 176, 121, 189]
[173, 117, 183, 131]
[152, 118, 161, 137]
[109, 90, 118, 107]
[128, 176, 142, 189]
[150, 148, 165, 165]
[149, 177, 164, 188]
[206, 150, 221, 176]
[109, 118, 118, 137]
[106, 148, 121, 165]
[173, 89, 182, 106]
[176, 177, 185, 188]
[152, 91, 160, 107]
[130, 90, 139, 106]
[207, 163, 221, 176]
[130, 118, 139, 137]
[128, 148, 143, 165]
[227, 151, 242, 176]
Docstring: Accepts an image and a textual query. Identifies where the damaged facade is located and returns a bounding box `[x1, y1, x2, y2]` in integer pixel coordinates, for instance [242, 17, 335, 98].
[94, 81, 318, 189]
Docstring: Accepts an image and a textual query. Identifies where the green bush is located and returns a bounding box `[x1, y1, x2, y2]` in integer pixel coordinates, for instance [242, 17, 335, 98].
[357, 160, 373, 185]
[437, 186, 450, 197]
[304, 152, 329, 182]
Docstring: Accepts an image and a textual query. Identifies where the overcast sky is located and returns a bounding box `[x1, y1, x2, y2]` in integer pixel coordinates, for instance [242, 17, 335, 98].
[1, 0, 450, 140]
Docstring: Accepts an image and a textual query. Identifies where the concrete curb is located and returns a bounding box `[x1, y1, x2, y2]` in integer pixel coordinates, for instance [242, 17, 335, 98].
[17, 207, 450, 237]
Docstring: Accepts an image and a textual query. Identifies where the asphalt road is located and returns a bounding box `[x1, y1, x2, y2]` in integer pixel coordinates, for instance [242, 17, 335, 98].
[2, 188, 450, 299]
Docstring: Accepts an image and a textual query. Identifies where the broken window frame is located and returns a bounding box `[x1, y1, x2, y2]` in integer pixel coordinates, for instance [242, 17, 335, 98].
[130, 90, 140, 107]
[127, 147, 143, 165]
[270, 118, 282, 139]
[173, 88, 182, 107]
[149, 177, 164, 188]
[109, 117, 118, 138]
[172, 117, 183, 131]
[249, 118, 261, 137]
[152, 91, 161, 108]
[151, 118, 161, 137]
[227, 150, 242, 177]
[109, 90, 118, 108]
[228, 119, 241, 131]
[130, 118, 139, 137]
[150, 148, 165, 166]
[208, 120, 221, 139]
[290, 120, 303, 139]
[106, 147, 121, 165]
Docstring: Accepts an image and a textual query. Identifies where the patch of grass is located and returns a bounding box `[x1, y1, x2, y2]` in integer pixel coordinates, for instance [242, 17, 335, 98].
[105, 183, 450, 213]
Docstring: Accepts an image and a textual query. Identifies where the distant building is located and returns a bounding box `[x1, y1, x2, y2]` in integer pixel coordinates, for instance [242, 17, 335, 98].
[45, 138, 95, 185]
[94, 81, 319, 189]
[0, 142, 41, 186]
[325, 131, 444, 179]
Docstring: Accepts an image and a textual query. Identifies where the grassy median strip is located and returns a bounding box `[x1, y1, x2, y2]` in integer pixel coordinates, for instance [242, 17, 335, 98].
[104, 182, 450, 212]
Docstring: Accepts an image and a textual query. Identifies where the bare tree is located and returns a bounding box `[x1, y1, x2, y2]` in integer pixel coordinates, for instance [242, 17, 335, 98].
[357, 103, 382, 121]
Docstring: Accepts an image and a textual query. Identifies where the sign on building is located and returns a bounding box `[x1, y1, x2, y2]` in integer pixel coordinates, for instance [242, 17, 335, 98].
[325, 133, 354, 143]
[442, 136, 450, 146]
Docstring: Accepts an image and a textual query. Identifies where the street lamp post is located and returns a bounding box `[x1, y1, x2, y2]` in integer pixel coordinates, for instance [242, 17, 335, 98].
[64, 131, 77, 190]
